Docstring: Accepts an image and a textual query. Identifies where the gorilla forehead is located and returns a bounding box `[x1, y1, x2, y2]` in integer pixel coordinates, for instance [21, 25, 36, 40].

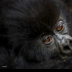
[26, 0, 59, 24]
[24, 0, 59, 35]
[2, 0, 59, 33]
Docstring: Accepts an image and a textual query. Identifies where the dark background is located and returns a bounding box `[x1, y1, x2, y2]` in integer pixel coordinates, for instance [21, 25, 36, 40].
[62, 0, 72, 12]
[62, 0, 72, 19]
[62, 0, 72, 7]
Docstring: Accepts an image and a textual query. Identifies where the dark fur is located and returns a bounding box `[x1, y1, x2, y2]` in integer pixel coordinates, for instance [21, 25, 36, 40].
[0, 0, 72, 69]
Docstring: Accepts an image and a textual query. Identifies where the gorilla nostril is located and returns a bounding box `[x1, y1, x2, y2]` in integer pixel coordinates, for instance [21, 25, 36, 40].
[69, 40, 72, 50]
[61, 46, 72, 55]
[64, 46, 70, 51]
[70, 40, 72, 44]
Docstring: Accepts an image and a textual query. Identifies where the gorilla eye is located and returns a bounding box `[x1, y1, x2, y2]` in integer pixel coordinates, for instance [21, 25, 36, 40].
[43, 36, 52, 44]
[57, 25, 63, 31]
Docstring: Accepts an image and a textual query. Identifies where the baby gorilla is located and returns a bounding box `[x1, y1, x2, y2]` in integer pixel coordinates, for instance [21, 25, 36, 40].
[0, 0, 72, 69]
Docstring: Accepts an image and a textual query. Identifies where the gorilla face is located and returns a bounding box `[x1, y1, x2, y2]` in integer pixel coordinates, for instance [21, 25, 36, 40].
[0, 0, 72, 69]
[24, 15, 72, 62]
[53, 16, 72, 55]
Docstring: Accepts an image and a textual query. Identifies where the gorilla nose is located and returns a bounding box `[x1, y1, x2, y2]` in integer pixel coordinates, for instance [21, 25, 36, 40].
[60, 45, 72, 55]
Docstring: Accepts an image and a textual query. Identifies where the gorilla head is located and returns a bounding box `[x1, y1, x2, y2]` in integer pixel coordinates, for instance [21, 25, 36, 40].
[0, 0, 72, 69]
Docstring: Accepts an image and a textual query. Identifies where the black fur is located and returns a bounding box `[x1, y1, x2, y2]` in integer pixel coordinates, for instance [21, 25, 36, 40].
[0, 0, 72, 69]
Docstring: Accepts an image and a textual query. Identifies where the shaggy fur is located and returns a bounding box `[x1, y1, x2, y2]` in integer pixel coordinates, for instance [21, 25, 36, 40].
[0, 0, 72, 69]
